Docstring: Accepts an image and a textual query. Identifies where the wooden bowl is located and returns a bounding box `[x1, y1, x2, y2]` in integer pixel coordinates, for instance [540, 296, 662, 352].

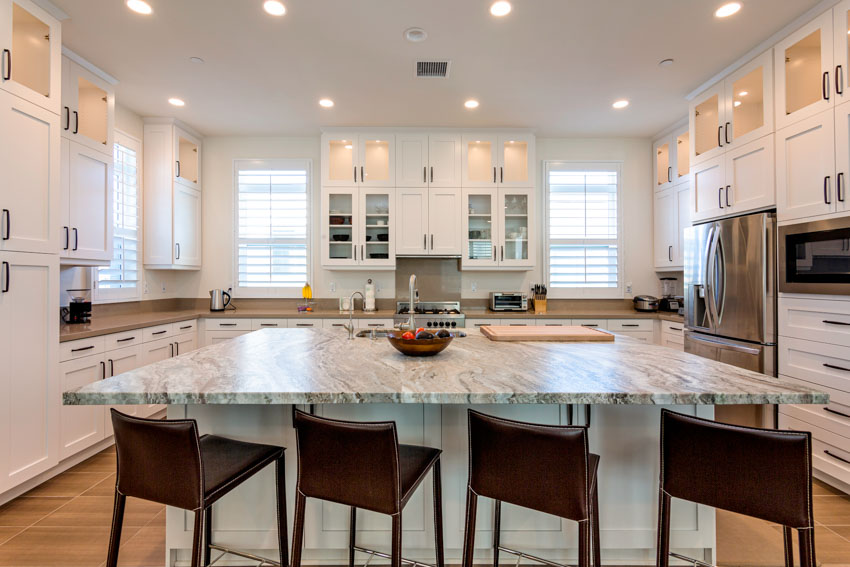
[386, 331, 454, 357]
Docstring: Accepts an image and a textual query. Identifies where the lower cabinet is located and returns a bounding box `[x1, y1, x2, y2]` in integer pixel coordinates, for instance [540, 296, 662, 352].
[660, 321, 685, 351]
[60, 354, 107, 459]
[103, 344, 143, 437]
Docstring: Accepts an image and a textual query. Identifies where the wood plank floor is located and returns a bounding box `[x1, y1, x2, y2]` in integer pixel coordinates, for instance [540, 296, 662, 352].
[0, 446, 848, 566]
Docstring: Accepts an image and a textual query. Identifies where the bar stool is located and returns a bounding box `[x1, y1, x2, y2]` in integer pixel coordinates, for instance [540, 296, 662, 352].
[106, 410, 288, 567]
[462, 410, 601, 567]
[290, 410, 444, 567]
[657, 409, 816, 567]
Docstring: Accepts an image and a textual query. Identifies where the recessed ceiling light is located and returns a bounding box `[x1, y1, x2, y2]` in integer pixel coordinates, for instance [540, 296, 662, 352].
[263, 0, 286, 16]
[126, 0, 152, 15]
[659, 58, 674, 67]
[490, 1, 511, 17]
[715, 2, 741, 18]
[464, 99, 480, 109]
[738, 90, 748, 96]
[733, 100, 742, 107]
[612, 99, 629, 109]
[168, 98, 185, 107]
[404, 27, 428, 42]
[319, 98, 334, 108]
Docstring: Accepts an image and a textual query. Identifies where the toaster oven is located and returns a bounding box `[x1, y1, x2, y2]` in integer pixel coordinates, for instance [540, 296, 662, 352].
[489, 292, 528, 312]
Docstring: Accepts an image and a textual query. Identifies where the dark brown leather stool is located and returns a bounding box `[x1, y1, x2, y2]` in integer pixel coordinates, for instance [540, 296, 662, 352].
[657, 409, 816, 567]
[290, 410, 444, 567]
[106, 409, 288, 567]
[462, 410, 601, 567]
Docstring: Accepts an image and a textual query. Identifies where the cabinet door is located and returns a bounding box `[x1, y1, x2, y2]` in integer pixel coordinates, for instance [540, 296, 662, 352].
[428, 134, 461, 187]
[142, 123, 174, 266]
[690, 155, 726, 222]
[358, 133, 394, 187]
[323, 187, 358, 266]
[498, 134, 534, 187]
[174, 333, 196, 356]
[777, 109, 836, 221]
[689, 82, 726, 166]
[428, 188, 462, 256]
[63, 57, 114, 154]
[835, 100, 850, 213]
[676, 183, 691, 267]
[203, 330, 249, 346]
[497, 188, 533, 268]
[395, 133, 428, 188]
[674, 127, 690, 184]
[396, 188, 429, 255]
[834, 0, 850, 105]
[775, 11, 835, 131]
[654, 135, 674, 192]
[0, 0, 61, 114]
[173, 185, 201, 267]
[462, 134, 498, 188]
[0, 252, 57, 491]
[462, 188, 498, 268]
[724, 134, 775, 214]
[0, 88, 59, 254]
[322, 133, 358, 186]
[653, 188, 676, 269]
[359, 188, 394, 267]
[103, 344, 142, 437]
[174, 127, 201, 190]
[725, 50, 774, 150]
[59, 354, 105, 459]
[142, 337, 174, 365]
[68, 141, 113, 262]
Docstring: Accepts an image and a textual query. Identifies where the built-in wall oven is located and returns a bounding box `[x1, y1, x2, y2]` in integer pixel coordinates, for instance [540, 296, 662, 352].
[779, 217, 850, 296]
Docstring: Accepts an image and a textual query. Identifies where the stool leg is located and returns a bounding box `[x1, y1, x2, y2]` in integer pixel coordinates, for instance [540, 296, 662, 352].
[798, 529, 816, 567]
[492, 500, 501, 567]
[433, 460, 445, 567]
[391, 513, 403, 567]
[782, 526, 794, 567]
[277, 459, 289, 567]
[578, 520, 590, 567]
[591, 483, 601, 567]
[191, 509, 204, 567]
[349, 507, 357, 567]
[462, 488, 478, 567]
[656, 490, 671, 567]
[105, 491, 126, 567]
[203, 506, 212, 566]
[291, 491, 307, 567]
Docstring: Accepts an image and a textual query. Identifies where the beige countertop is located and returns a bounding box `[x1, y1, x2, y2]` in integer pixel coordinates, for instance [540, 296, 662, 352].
[60, 305, 684, 343]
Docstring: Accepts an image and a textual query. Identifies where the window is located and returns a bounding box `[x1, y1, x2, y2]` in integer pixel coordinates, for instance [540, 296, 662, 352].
[545, 162, 623, 298]
[234, 159, 310, 297]
[95, 132, 141, 302]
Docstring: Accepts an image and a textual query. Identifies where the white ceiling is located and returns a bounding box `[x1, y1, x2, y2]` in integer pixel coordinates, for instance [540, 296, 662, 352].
[53, 0, 824, 138]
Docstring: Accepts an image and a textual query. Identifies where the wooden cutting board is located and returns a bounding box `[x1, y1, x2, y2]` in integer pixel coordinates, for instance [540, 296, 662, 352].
[480, 325, 615, 342]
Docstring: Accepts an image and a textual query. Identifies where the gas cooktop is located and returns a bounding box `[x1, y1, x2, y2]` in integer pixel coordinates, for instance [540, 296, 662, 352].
[394, 301, 465, 329]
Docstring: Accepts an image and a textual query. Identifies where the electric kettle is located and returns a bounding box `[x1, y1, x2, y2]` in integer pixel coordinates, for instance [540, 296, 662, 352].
[209, 289, 232, 311]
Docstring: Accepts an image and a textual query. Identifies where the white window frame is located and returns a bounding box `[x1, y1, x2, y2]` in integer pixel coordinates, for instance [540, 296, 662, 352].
[93, 130, 143, 303]
[544, 161, 624, 299]
[232, 158, 313, 298]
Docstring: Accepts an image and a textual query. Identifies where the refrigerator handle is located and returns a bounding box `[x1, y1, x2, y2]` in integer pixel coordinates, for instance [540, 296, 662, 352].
[715, 228, 727, 325]
[705, 225, 720, 330]
[685, 332, 762, 355]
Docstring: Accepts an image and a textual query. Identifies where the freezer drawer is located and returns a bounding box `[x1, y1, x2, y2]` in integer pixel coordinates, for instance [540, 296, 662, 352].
[684, 330, 776, 376]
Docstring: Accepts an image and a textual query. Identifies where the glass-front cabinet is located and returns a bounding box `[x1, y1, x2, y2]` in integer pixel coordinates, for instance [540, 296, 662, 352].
[461, 187, 534, 269]
[323, 188, 356, 266]
[321, 133, 395, 187]
[835, 0, 850, 106]
[322, 187, 394, 268]
[359, 189, 394, 267]
[0, 0, 61, 114]
[462, 189, 497, 267]
[61, 56, 115, 155]
[654, 125, 689, 192]
[689, 83, 724, 166]
[462, 134, 534, 188]
[462, 135, 498, 187]
[174, 128, 201, 190]
[499, 189, 533, 268]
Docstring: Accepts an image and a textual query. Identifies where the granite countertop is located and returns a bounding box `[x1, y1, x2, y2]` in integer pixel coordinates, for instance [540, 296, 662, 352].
[63, 328, 826, 406]
[60, 307, 684, 342]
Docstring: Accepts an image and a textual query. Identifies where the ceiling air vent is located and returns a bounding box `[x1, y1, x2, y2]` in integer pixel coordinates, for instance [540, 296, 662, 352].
[416, 61, 451, 79]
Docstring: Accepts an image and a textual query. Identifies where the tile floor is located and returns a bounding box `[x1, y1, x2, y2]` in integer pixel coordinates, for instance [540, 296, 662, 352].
[0, 446, 848, 566]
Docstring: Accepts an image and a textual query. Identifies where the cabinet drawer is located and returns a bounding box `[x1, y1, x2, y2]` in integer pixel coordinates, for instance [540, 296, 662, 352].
[662, 320, 685, 335]
[779, 297, 850, 347]
[60, 337, 105, 362]
[779, 373, 850, 428]
[779, 413, 850, 487]
[780, 337, 850, 394]
[466, 319, 500, 329]
[617, 331, 654, 343]
[360, 319, 394, 328]
[538, 319, 572, 326]
[323, 319, 350, 330]
[781, 400, 850, 442]
[174, 319, 197, 335]
[104, 330, 143, 351]
[252, 319, 288, 330]
[572, 319, 607, 330]
[662, 333, 685, 347]
[289, 319, 321, 329]
[206, 318, 251, 331]
[608, 319, 653, 332]
[501, 319, 537, 326]
[143, 324, 174, 342]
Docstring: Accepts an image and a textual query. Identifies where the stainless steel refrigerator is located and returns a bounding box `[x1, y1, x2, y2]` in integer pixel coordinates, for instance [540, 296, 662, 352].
[684, 212, 777, 381]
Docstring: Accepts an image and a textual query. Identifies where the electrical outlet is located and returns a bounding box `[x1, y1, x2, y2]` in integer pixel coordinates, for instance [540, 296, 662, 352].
[161, 282, 167, 294]
[626, 282, 632, 294]
[330, 282, 336, 293]
[471, 282, 477, 292]
[376, 282, 382, 292]
[144, 281, 150, 294]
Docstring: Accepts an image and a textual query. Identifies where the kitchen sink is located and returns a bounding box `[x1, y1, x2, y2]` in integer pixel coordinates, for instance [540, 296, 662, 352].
[355, 329, 393, 338]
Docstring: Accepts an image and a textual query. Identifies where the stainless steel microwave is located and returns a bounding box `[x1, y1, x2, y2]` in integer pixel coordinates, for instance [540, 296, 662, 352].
[779, 217, 850, 295]
[489, 292, 528, 312]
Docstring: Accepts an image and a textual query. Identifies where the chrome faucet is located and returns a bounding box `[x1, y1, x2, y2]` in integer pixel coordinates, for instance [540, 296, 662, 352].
[398, 274, 418, 331]
[343, 291, 364, 340]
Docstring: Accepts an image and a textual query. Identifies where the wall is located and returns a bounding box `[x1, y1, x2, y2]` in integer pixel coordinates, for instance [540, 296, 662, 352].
[178, 135, 659, 302]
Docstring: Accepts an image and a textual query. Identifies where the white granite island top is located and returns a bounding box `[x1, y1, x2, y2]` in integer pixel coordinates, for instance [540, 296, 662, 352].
[62, 328, 827, 406]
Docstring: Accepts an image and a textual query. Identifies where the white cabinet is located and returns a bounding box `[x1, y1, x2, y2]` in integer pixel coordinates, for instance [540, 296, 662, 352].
[497, 188, 534, 268]
[462, 187, 534, 270]
[143, 120, 202, 269]
[60, 137, 113, 264]
[654, 125, 689, 192]
[0, 88, 59, 254]
[396, 187, 462, 256]
[0, 252, 57, 492]
[396, 133, 429, 188]
[691, 156, 726, 222]
[396, 133, 463, 188]
[428, 133, 462, 187]
[0, 0, 61, 114]
[661, 321, 685, 351]
[833, 100, 850, 215]
[61, 55, 114, 155]
[103, 344, 142, 437]
[321, 187, 395, 268]
[322, 133, 394, 187]
[461, 134, 534, 188]
[654, 188, 677, 269]
[59, 354, 104, 459]
[777, 109, 836, 221]
[834, 0, 850, 105]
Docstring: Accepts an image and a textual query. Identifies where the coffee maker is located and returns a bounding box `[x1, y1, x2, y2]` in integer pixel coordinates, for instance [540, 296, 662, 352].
[659, 278, 684, 313]
[61, 289, 92, 324]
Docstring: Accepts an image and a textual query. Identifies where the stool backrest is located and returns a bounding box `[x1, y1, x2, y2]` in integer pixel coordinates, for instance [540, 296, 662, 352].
[467, 410, 591, 522]
[660, 409, 813, 528]
[293, 410, 401, 515]
[110, 409, 204, 511]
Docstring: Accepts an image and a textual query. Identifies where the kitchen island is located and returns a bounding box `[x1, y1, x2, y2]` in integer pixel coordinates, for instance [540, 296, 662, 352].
[64, 329, 826, 566]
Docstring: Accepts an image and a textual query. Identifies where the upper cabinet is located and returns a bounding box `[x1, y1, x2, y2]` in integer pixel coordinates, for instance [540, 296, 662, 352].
[690, 50, 773, 166]
[395, 133, 462, 188]
[61, 55, 114, 155]
[0, 0, 61, 115]
[461, 187, 535, 270]
[654, 124, 689, 191]
[462, 133, 534, 188]
[175, 128, 201, 190]
[322, 133, 394, 187]
[321, 186, 396, 268]
[654, 182, 690, 270]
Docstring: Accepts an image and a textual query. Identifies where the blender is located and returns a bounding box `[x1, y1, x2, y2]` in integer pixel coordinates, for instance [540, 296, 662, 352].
[61, 289, 92, 324]
[659, 278, 683, 313]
